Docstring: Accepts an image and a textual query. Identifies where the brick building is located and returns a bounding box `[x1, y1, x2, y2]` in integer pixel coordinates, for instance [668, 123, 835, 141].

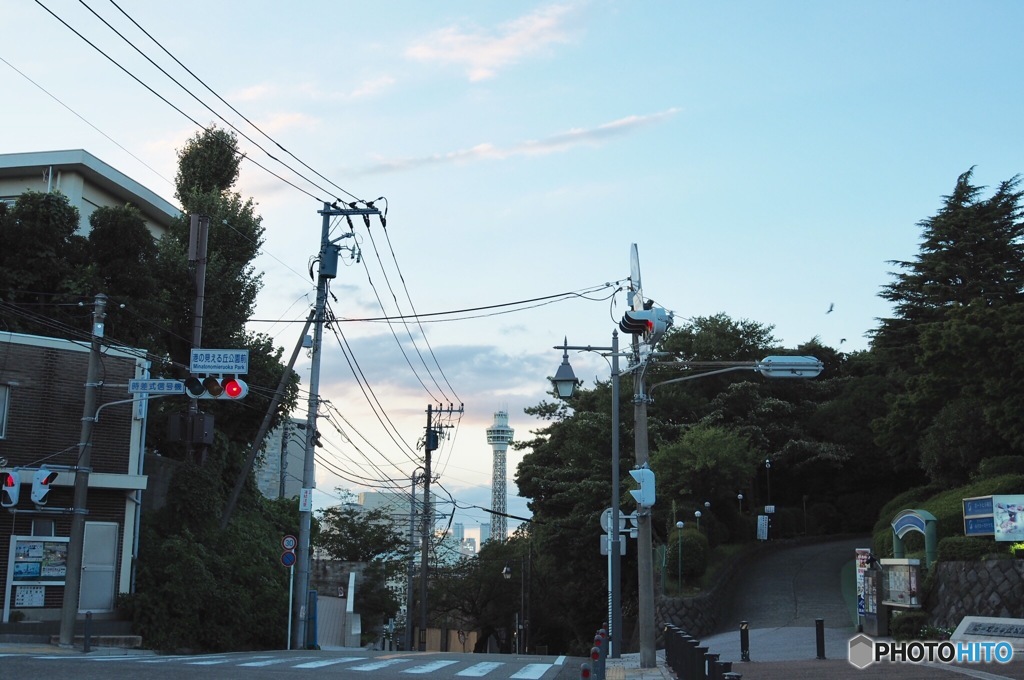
[0, 331, 150, 623]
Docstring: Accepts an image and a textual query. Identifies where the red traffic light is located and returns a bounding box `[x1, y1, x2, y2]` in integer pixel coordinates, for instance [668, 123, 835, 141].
[1, 470, 21, 508]
[223, 378, 246, 398]
[31, 468, 58, 506]
[185, 375, 248, 400]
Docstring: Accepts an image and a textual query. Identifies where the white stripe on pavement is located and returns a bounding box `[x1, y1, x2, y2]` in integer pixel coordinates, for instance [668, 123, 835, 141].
[238, 656, 299, 667]
[402, 659, 460, 673]
[349, 658, 412, 671]
[292, 657, 362, 668]
[510, 663, 553, 679]
[456, 661, 504, 676]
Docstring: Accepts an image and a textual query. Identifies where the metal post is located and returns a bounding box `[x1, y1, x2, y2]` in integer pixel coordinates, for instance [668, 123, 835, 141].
[186, 214, 209, 463]
[83, 611, 92, 653]
[815, 618, 826, 659]
[740, 621, 750, 662]
[59, 293, 106, 647]
[405, 470, 419, 651]
[693, 645, 708, 680]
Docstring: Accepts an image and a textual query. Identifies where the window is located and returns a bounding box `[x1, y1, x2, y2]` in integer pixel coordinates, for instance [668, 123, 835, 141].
[0, 384, 8, 438]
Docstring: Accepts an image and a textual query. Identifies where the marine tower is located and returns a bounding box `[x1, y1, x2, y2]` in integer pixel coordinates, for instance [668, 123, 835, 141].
[486, 410, 514, 542]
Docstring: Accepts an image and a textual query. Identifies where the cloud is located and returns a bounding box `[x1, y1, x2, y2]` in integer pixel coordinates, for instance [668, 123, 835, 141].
[406, 3, 581, 81]
[358, 108, 680, 174]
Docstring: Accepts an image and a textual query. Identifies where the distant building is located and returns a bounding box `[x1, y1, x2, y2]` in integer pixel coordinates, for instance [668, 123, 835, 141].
[0, 149, 178, 238]
[480, 523, 491, 545]
[256, 418, 306, 500]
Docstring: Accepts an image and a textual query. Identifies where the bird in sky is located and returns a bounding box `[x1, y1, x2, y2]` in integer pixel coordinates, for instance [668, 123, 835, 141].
[826, 303, 834, 314]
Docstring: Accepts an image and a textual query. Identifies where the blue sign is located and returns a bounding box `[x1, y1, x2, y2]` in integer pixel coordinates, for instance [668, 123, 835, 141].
[965, 516, 995, 536]
[963, 496, 994, 517]
[128, 379, 185, 394]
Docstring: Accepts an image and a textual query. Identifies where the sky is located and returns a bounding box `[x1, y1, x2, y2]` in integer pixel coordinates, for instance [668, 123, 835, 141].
[4, 1, 1024, 541]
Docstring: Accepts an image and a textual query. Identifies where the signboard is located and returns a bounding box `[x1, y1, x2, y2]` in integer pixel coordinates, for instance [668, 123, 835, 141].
[994, 495, 1024, 542]
[282, 535, 297, 551]
[856, 548, 871, 617]
[964, 496, 995, 517]
[14, 585, 45, 608]
[756, 515, 769, 541]
[966, 516, 996, 536]
[128, 379, 184, 394]
[600, 536, 626, 556]
[299, 488, 313, 512]
[190, 349, 249, 374]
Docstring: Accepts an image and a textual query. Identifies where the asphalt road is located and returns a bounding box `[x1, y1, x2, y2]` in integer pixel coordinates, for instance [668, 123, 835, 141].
[0, 649, 582, 679]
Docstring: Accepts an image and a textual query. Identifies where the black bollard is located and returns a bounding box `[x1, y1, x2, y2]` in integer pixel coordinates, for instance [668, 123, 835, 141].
[816, 618, 826, 660]
[705, 652, 719, 680]
[740, 621, 750, 662]
[83, 611, 93, 653]
[693, 645, 708, 680]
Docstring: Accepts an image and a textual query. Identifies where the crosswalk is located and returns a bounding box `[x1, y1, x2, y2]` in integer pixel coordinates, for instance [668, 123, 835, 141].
[26, 651, 566, 678]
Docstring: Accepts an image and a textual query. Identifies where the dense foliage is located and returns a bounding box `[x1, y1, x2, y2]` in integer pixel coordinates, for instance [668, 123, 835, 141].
[512, 168, 1024, 653]
[0, 127, 301, 651]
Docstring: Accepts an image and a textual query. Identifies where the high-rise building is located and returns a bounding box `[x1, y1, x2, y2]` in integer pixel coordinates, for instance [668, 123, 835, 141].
[486, 411, 514, 542]
[480, 523, 491, 545]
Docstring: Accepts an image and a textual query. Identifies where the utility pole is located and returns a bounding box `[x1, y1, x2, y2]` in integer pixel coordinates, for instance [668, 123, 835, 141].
[187, 214, 209, 463]
[293, 203, 377, 650]
[632, 335, 657, 668]
[59, 292, 106, 647]
[405, 469, 422, 652]
[417, 402, 463, 651]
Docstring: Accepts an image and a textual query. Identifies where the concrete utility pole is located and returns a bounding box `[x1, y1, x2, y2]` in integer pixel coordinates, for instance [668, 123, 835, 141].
[293, 203, 378, 650]
[632, 334, 657, 669]
[187, 214, 209, 463]
[59, 292, 106, 647]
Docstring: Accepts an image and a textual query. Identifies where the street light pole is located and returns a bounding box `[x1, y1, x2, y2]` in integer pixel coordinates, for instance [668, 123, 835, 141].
[550, 334, 622, 659]
[675, 521, 684, 593]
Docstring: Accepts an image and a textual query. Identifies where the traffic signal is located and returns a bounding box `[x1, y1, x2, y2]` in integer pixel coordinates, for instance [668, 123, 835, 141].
[618, 307, 673, 345]
[629, 467, 656, 508]
[31, 468, 58, 506]
[184, 375, 248, 400]
[1, 470, 21, 508]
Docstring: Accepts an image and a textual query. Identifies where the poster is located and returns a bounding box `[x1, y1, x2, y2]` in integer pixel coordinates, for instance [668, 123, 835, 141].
[856, 548, 871, 617]
[993, 494, 1024, 542]
[12, 537, 68, 582]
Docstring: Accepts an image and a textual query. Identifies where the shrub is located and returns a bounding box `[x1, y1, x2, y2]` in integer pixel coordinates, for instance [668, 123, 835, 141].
[890, 611, 929, 641]
[680, 529, 709, 580]
[975, 456, 1024, 479]
[936, 536, 1002, 562]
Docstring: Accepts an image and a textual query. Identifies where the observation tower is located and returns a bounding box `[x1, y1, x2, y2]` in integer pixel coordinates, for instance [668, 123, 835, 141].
[486, 410, 515, 542]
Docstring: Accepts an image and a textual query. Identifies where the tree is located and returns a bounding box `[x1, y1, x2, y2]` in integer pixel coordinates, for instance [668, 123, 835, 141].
[872, 170, 1024, 482]
[315, 504, 407, 563]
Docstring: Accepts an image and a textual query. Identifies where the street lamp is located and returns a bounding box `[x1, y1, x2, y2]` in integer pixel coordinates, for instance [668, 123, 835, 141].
[675, 521, 684, 592]
[694, 510, 702, 531]
[765, 459, 772, 506]
[738, 493, 744, 512]
[549, 334, 622, 658]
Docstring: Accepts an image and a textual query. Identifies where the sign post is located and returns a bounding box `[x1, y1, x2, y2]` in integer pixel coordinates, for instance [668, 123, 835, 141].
[282, 535, 297, 649]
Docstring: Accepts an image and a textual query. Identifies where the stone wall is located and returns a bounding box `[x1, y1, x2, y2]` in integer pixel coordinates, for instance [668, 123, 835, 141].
[927, 559, 1024, 629]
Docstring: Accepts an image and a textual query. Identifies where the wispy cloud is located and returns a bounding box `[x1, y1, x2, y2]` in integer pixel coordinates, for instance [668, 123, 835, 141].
[358, 108, 680, 175]
[406, 3, 581, 81]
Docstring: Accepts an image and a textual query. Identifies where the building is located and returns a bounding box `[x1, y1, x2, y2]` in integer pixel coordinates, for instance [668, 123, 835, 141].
[0, 331, 150, 623]
[0, 149, 178, 238]
[256, 418, 306, 500]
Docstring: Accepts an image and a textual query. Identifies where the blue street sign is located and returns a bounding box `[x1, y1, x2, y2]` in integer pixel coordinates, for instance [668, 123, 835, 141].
[128, 379, 185, 394]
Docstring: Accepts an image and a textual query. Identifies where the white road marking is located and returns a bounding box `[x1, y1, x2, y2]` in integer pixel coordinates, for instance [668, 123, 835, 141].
[402, 659, 460, 673]
[456, 661, 505, 676]
[238, 656, 299, 667]
[292, 657, 362, 668]
[349, 658, 412, 671]
[510, 663, 553, 679]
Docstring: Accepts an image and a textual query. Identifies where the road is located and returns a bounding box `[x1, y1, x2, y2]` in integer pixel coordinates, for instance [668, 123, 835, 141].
[0, 649, 583, 679]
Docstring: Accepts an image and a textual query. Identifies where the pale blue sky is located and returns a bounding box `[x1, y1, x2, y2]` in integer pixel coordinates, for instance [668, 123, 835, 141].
[4, 1, 1023, 536]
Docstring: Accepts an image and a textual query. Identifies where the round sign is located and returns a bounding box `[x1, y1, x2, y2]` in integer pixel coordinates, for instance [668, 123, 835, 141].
[282, 534, 297, 551]
[281, 550, 297, 567]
